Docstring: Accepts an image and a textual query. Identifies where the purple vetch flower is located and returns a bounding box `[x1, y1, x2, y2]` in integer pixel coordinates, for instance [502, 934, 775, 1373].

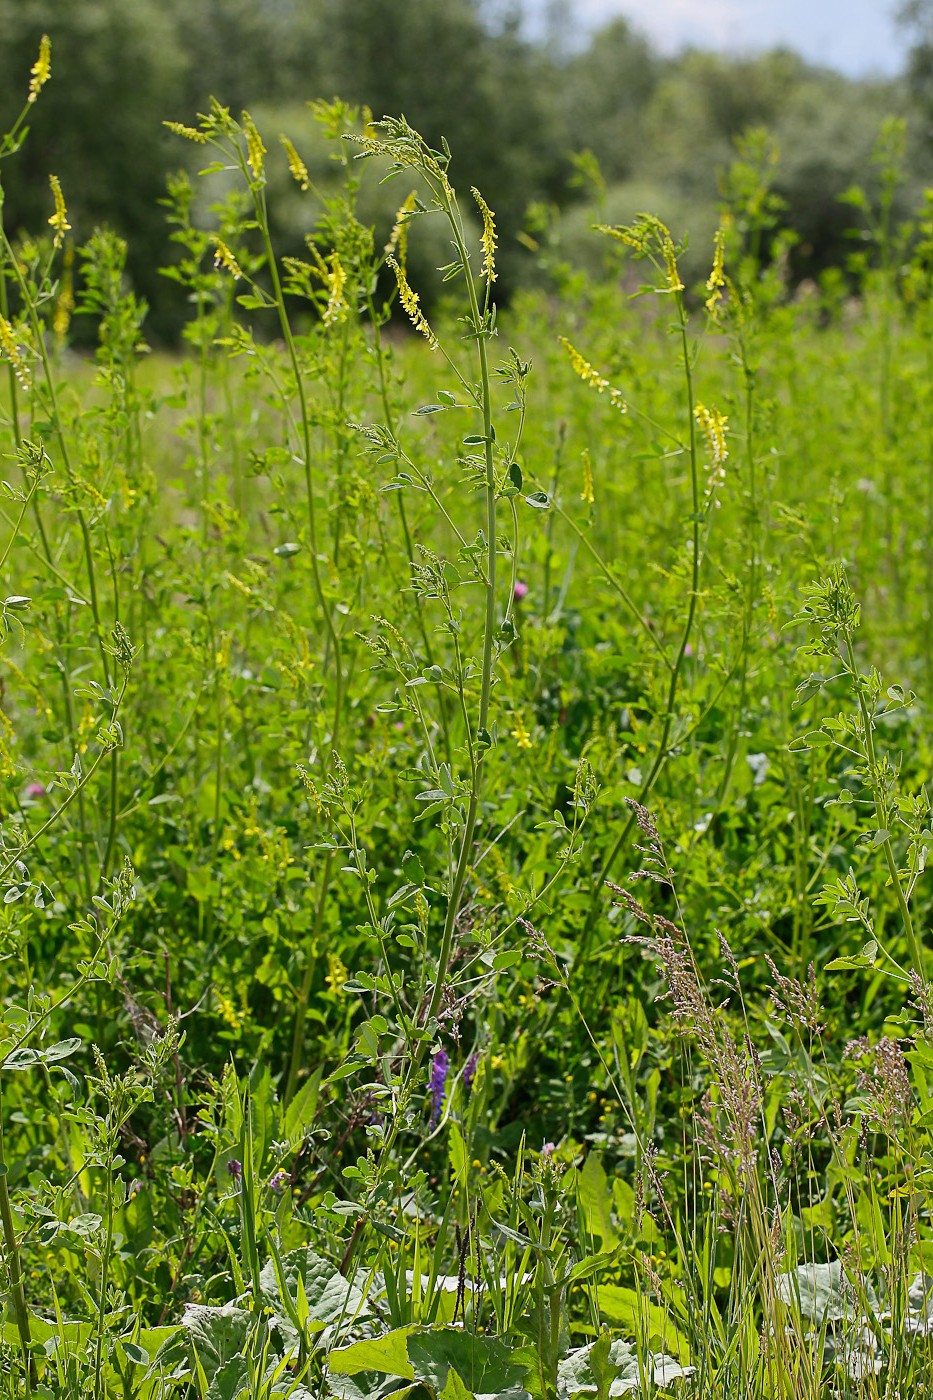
[269, 1170, 289, 1193]
[463, 1052, 479, 1094]
[227, 1158, 243, 1185]
[429, 1049, 449, 1127]
[25, 783, 46, 800]
[513, 580, 529, 602]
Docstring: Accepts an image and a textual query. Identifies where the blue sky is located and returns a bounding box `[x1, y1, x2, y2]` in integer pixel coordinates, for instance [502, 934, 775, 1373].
[538, 1, 909, 76]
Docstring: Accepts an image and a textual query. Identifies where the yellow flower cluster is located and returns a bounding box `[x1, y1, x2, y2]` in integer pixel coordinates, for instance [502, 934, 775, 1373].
[661, 232, 684, 294]
[213, 238, 242, 280]
[695, 402, 729, 498]
[706, 229, 726, 315]
[48, 175, 70, 249]
[511, 715, 533, 749]
[559, 337, 627, 412]
[280, 135, 309, 191]
[325, 954, 348, 994]
[163, 120, 207, 144]
[0, 315, 29, 389]
[385, 191, 418, 269]
[472, 187, 498, 284]
[323, 253, 348, 327]
[28, 35, 51, 104]
[387, 256, 437, 349]
[242, 112, 266, 181]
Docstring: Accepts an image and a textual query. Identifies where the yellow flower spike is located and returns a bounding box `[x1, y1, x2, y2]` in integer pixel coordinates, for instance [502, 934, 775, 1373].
[48, 176, 71, 249]
[213, 238, 242, 280]
[661, 231, 684, 293]
[559, 336, 609, 393]
[280, 135, 309, 191]
[385, 191, 418, 268]
[695, 403, 729, 498]
[0, 315, 30, 389]
[163, 120, 208, 144]
[28, 34, 51, 104]
[471, 187, 498, 284]
[560, 337, 628, 414]
[581, 449, 595, 506]
[706, 228, 726, 315]
[323, 253, 348, 327]
[242, 111, 266, 182]
[387, 256, 437, 349]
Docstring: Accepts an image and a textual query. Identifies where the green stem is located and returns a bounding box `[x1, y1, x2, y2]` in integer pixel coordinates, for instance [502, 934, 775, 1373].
[582, 293, 701, 946]
[0, 1083, 32, 1392]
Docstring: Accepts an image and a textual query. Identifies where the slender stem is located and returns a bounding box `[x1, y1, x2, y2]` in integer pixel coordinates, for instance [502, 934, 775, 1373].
[581, 292, 701, 947]
[424, 196, 497, 1029]
[0, 1078, 32, 1392]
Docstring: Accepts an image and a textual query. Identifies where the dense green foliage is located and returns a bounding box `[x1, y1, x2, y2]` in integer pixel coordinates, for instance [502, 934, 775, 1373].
[7, 34, 933, 1400]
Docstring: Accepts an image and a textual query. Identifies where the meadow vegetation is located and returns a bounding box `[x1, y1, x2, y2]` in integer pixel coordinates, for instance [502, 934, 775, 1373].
[5, 31, 933, 1400]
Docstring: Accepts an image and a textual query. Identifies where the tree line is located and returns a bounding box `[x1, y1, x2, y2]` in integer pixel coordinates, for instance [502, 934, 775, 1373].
[0, 0, 928, 338]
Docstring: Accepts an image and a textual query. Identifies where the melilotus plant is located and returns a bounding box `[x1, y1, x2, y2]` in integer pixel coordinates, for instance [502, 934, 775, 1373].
[792, 564, 929, 981]
[549, 213, 731, 953]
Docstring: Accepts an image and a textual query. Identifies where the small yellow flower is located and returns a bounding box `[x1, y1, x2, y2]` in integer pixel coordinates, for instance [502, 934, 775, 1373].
[325, 954, 348, 993]
[242, 111, 266, 182]
[387, 256, 437, 349]
[511, 716, 533, 750]
[280, 135, 309, 191]
[472, 187, 498, 284]
[48, 175, 70, 249]
[28, 35, 51, 104]
[213, 237, 242, 280]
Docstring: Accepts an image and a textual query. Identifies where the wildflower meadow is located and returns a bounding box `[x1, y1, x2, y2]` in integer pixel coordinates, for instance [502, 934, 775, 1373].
[4, 35, 933, 1400]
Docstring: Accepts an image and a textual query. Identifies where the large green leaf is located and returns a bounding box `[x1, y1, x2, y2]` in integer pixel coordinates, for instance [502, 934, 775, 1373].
[328, 1327, 417, 1381]
[595, 1289, 689, 1363]
[260, 1246, 370, 1350]
[577, 1155, 617, 1248]
[181, 1302, 254, 1385]
[557, 1338, 693, 1397]
[329, 1326, 527, 1399]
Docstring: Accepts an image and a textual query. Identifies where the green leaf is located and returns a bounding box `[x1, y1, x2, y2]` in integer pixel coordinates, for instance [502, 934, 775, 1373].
[181, 1303, 253, 1385]
[284, 1066, 323, 1143]
[407, 1328, 524, 1395]
[439, 1369, 474, 1400]
[577, 1153, 617, 1248]
[524, 492, 550, 510]
[328, 1327, 416, 1380]
[39, 1038, 82, 1064]
[596, 1287, 690, 1362]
